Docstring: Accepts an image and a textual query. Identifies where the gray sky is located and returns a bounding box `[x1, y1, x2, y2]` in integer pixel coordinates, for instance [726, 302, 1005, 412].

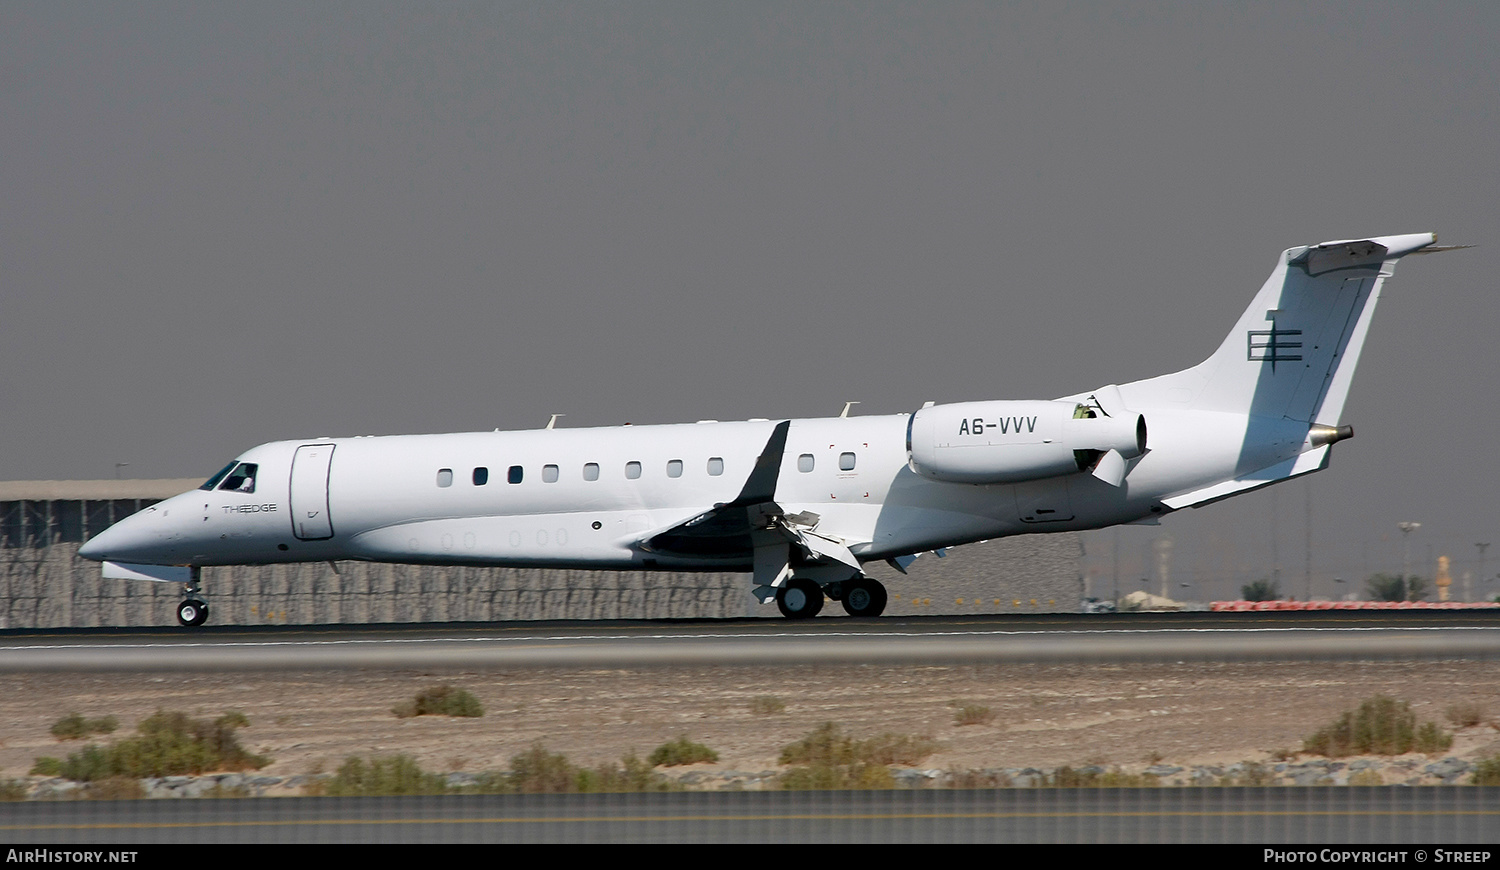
[3, 2, 1497, 599]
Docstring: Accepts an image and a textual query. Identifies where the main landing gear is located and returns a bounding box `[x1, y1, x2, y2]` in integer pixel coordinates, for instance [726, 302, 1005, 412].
[775, 576, 888, 619]
[177, 569, 209, 627]
[839, 577, 888, 618]
[776, 578, 824, 619]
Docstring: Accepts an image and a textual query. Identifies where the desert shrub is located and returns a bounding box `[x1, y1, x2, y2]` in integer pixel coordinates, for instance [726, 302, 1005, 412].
[50, 713, 118, 741]
[1445, 702, 1485, 728]
[1048, 766, 1159, 788]
[780, 763, 895, 790]
[954, 705, 994, 726]
[82, 776, 145, 800]
[0, 779, 29, 801]
[30, 758, 62, 777]
[780, 722, 862, 767]
[501, 744, 674, 793]
[1303, 696, 1452, 757]
[1217, 763, 1274, 787]
[204, 781, 251, 798]
[948, 770, 1013, 789]
[508, 744, 579, 793]
[1366, 574, 1428, 602]
[1415, 721, 1453, 754]
[1471, 755, 1500, 786]
[1348, 769, 1385, 786]
[858, 732, 940, 766]
[577, 754, 676, 793]
[777, 722, 937, 790]
[648, 736, 718, 767]
[37, 710, 268, 782]
[323, 755, 448, 796]
[392, 685, 483, 719]
[1241, 579, 1280, 601]
[749, 696, 786, 715]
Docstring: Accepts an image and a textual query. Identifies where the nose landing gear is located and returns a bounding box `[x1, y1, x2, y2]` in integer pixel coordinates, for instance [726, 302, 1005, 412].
[177, 570, 209, 627]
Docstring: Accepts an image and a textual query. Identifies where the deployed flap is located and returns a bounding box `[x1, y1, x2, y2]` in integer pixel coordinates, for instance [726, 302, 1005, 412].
[795, 529, 862, 571]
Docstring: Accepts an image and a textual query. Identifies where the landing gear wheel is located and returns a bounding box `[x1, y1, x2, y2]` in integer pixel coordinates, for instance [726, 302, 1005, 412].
[841, 578, 888, 618]
[776, 578, 825, 619]
[177, 599, 209, 627]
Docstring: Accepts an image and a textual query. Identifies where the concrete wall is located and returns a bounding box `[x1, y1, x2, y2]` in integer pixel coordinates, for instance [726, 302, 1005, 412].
[0, 535, 1082, 628]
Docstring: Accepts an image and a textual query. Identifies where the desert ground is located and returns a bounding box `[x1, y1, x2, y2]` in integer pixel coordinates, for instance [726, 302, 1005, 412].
[1, 658, 1498, 786]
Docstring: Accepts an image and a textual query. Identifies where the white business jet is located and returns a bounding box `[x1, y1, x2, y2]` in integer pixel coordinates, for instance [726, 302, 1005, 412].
[80, 233, 1454, 626]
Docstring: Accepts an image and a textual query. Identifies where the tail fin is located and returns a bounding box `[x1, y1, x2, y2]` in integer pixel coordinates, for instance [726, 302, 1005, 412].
[1122, 233, 1437, 423]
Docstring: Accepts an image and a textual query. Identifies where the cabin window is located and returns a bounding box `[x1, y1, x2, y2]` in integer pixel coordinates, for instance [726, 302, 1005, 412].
[508, 465, 524, 484]
[543, 464, 559, 483]
[625, 461, 642, 480]
[798, 454, 815, 473]
[473, 467, 489, 486]
[667, 459, 683, 478]
[436, 468, 453, 488]
[707, 457, 724, 476]
[583, 462, 600, 481]
[839, 452, 856, 471]
[218, 462, 258, 494]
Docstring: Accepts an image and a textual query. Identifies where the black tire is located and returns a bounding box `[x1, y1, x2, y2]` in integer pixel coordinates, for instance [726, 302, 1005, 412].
[177, 599, 209, 627]
[776, 578, 825, 619]
[841, 578, 888, 618]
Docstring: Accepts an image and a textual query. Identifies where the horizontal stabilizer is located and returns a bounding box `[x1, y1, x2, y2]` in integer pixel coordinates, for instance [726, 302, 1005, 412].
[1162, 446, 1329, 510]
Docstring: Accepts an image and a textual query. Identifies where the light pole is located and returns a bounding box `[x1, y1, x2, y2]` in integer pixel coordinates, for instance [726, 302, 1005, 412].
[1398, 522, 1421, 589]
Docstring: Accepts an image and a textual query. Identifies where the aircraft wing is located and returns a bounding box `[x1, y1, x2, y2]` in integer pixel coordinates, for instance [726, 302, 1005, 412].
[639, 420, 792, 560]
[637, 420, 866, 572]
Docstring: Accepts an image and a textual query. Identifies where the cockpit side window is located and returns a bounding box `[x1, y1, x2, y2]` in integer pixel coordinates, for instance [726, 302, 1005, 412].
[199, 461, 238, 491]
[217, 462, 259, 494]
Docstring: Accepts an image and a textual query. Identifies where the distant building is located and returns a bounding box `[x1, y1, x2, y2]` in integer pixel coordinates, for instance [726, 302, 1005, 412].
[0, 480, 1082, 627]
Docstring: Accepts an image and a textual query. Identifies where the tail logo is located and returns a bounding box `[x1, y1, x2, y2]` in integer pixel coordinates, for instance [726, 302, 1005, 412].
[1247, 326, 1303, 371]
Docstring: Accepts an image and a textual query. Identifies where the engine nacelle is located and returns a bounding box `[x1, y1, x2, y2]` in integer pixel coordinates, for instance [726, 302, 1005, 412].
[907, 400, 1146, 485]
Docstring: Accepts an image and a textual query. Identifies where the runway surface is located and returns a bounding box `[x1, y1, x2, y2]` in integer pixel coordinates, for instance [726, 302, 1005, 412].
[4, 613, 1499, 844]
[2, 787, 1497, 844]
[1, 611, 1498, 671]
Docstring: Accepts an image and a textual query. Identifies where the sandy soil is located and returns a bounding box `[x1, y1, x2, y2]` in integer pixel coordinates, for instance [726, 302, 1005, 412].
[2, 660, 1498, 783]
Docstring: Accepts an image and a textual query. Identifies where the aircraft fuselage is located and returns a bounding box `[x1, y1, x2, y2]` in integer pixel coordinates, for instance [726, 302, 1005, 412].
[77, 232, 1449, 623]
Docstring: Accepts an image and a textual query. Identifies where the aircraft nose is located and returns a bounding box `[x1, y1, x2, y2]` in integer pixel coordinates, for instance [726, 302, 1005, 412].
[76, 534, 105, 561]
[78, 521, 135, 562]
[77, 509, 164, 563]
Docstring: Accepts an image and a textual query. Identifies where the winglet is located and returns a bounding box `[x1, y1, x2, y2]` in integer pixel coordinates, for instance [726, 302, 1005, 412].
[730, 420, 791, 506]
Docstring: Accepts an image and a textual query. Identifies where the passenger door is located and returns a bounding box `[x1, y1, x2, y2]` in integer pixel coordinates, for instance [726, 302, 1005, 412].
[290, 444, 336, 540]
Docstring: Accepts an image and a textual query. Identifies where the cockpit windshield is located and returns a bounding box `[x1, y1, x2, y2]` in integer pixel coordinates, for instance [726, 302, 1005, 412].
[218, 463, 258, 494]
[199, 461, 238, 491]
